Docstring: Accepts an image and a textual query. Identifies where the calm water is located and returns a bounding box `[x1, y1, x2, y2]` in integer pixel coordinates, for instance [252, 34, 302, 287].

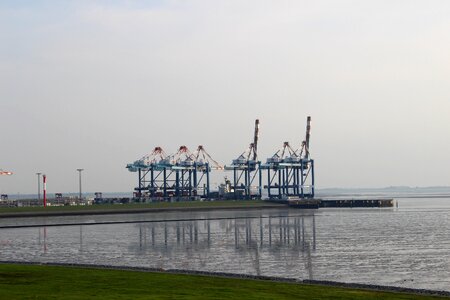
[1, 198, 450, 291]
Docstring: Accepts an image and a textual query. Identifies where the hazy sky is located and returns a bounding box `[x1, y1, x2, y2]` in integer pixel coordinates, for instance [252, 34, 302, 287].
[1, 1, 450, 194]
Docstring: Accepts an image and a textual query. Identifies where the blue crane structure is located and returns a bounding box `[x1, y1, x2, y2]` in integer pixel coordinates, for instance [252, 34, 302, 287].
[261, 116, 314, 199]
[224, 120, 262, 199]
[127, 116, 315, 201]
[126, 146, 222, 201]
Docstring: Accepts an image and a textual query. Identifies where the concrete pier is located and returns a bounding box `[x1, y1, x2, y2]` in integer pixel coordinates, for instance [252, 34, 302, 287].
[320, 198, 394, 208]
[288, 198, 395, 209]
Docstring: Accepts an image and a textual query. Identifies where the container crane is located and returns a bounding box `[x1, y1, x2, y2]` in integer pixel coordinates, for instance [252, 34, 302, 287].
[262, 142, 301, 199]
[261, 116, 314, 199]
[225, 119, 262, 199]
[126, 146, 169, 200]
[171, 146, 196, 198]
[127, 145, 223, 201]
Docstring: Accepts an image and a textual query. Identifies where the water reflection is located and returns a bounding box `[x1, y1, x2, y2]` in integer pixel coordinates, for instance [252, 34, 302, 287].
[131, 215, 316, 279]
[12, 214, 317, 280]
[37, 225, 87, 254]
[79, 226, 83, 252]
[133, 216, 315, 250]
[3, 204, 450, 292]
[38, 227, 48, 253]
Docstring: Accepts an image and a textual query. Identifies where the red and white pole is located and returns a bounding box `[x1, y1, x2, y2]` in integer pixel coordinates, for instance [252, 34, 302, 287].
[43, 174, 47, 207]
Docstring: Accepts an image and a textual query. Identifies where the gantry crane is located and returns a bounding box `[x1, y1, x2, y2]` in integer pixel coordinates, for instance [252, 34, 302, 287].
[126, 116, 315, 201]
[127, 145, 223, 201]
[225, 119, 262, 199]
[261, 116, 314, 199]
[126, 147, 169, 200]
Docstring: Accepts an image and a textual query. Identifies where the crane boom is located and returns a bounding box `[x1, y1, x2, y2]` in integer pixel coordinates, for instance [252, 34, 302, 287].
[252, 119, 259, 161]
[305, 116, 311, 159]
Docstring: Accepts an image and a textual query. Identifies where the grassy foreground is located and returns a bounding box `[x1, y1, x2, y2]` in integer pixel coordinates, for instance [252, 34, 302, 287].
[0, 200, 278, 215]
[0, 264, 444, 299]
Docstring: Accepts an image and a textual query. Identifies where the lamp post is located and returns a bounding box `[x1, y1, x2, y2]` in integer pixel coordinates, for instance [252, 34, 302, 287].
[77, 169, 84, 201]
[36, 172, 41, 201]
[43, 174, 47, 207]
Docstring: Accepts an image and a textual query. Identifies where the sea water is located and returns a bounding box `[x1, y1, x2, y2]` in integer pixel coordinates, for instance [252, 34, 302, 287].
[0, 197, 449, 291]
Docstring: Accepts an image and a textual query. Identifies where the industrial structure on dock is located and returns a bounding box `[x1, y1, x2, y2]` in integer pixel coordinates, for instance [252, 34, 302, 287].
[126, 145, 223, 200]
[262, 117, 314, 199]
[126, 117, 315, 201]
[224, 119, 262, 199]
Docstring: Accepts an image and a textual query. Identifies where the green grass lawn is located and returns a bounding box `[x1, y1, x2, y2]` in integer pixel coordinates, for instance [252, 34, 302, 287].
[0, 200, 278, 215]
[0, 264, 444, 299]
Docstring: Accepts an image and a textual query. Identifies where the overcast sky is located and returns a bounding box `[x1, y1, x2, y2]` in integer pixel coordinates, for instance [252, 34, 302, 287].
[1, 0, 450, 195]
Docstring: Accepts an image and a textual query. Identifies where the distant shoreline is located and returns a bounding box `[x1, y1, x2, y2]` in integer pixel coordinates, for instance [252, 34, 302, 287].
[321, 194, 450, 199]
